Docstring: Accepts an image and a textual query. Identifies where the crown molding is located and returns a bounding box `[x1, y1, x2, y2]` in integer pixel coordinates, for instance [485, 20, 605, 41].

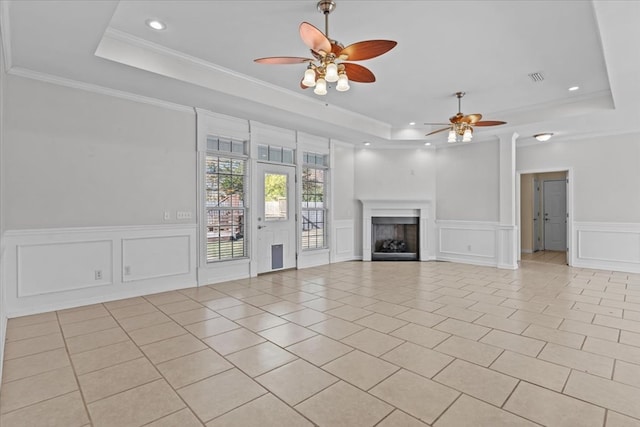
[8, 67, 194, 113]
[98, 28, 391, 137]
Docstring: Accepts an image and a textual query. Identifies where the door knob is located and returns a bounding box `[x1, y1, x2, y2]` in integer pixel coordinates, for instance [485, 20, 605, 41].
[258, 225, 266, 229]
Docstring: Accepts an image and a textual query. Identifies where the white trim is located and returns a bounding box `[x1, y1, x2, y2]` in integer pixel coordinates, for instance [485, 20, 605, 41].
[4, 223, 197, 237]
[572, 221, 640, 273]
[196, 108, 250, 145]
[8, 67, 194, 113]
[298, 132, 330, 153]
[516, 167, 573, 267]
[0, 0, 12, 71]
[434, 220, 518, 269]
[0, 24, 5, 389]
[3, 225, 198, 317]
[361, 200, 434, 262]
[99, 28, 390, 135]
[250, 121, 296, 148]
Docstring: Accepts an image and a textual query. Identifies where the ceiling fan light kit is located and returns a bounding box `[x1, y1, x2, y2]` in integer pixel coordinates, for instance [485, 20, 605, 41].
[426, 92, 507, 143]
[254, 0, 396, 95]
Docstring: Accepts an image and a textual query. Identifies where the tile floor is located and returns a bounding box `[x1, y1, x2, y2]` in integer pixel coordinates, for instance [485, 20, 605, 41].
[2, 260, 640, 426]
[521, 250, 567, 265]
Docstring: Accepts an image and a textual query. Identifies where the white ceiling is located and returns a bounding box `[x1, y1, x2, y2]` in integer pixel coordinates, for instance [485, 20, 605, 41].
[2, 0, 639, 147]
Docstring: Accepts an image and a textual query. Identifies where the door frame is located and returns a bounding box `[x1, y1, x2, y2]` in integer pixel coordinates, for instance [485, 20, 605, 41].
[252, 161, 298, 275]
[533, 177, 542, 252]
[516, 167, 573, 266]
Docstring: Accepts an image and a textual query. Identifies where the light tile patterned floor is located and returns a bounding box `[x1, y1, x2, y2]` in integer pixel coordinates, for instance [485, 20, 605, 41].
[521, 250, 567, 265]
[2, 260, 640, 426]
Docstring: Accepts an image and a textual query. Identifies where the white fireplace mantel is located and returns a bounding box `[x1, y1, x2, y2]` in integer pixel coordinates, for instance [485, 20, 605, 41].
[360, 200, 435, 262]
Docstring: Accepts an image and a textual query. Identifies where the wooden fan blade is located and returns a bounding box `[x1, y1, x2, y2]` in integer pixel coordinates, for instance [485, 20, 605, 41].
[299, 22, 331, 54]
[474, 120, 507, 126]
[426, 127, 451, 136]
[343, 63, 375, 82]
[424, 122, 451, 126]
[339, 40, 397, 61]
[449, 113, 464, 124]
[330, 42, 343, 56]
[254, 57, 312, 64]
[461, 113, 482, 124]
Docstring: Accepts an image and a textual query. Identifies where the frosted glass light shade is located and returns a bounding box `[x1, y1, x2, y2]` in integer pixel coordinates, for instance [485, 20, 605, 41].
[325, 63, 339, 82]
[314, 78, 327, 95]
[302, 68, 316, 87]
[336, 73, 350, 91]
[462, 128, 472, 142]
[447, 129, 456, 143]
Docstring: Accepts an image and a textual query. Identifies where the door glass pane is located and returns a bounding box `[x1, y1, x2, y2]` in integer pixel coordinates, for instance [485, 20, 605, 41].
[264, 173, 288, 221]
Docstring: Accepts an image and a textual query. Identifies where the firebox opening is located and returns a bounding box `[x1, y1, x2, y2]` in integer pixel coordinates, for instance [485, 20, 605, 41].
[371, 217, 419, 261]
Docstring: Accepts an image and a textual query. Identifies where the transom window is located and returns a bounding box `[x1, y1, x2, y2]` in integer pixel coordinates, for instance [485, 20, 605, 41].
[258, 144, 295, 164]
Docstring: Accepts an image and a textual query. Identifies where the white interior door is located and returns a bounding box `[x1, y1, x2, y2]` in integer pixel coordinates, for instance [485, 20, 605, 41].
[543, 179, 567, 251]
[257, 163, 296, 274]
[533, 178, 542, 252]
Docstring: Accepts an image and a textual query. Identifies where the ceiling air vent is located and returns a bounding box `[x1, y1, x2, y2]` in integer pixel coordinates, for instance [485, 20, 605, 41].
[528, 72, 545, 82]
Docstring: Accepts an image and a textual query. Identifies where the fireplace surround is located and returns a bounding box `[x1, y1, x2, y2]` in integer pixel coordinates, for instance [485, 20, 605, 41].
[361, 200, 434, 262]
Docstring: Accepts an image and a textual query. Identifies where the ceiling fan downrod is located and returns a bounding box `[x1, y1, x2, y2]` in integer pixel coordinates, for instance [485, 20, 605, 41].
[317, 0, 336, 38]
[455, 91, 465, 114]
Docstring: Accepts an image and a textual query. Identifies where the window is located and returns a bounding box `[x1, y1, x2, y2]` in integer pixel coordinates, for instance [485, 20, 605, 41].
[206, 137, 247, 262]
[264, 173, 288, 221]
[302, 152, 328, 250]
[257, 144, 295, 164]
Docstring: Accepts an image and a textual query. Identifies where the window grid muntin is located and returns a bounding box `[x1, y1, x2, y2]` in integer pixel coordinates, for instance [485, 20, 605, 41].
[206, 137, 247, 262]
[302, 152, 329, 250]
[258, 144, 295, 165]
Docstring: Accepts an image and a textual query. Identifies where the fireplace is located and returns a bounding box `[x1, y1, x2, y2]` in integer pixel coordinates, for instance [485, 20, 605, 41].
[361, 200, 433, 262]
[372, 217, 419, 261]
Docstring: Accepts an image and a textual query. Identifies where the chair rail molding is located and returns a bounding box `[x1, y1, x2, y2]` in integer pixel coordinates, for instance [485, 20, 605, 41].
[3, 224, 197, 317]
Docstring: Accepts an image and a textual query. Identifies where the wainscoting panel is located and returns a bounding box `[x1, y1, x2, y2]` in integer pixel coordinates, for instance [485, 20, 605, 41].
[122, 235, 191, 282]
[3, 225, 198, 317]
[436, 221, 501, 267]
[18, 240, 113, 297]
[298, 249, 330, 269]
[332, 219, 355, 263]
[573, 222, 640, 273]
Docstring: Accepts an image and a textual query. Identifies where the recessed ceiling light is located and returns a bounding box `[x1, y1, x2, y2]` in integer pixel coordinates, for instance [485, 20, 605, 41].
[424, 142, 431, 146]
[363, 142, 371, 146]
[534, 133, 554, 142]
[568, 86, 579, 91]
[409, 122, 416, 126]
[146, 19, 166, 30]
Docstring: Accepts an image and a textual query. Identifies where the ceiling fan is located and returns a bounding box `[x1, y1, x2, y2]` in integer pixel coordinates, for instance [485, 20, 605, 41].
[254, 0, 397, 95]
[425, 92, 507, 143]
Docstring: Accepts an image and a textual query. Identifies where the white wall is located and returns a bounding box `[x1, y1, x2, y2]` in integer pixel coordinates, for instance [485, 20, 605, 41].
[436, 141, 500, 221]
[355, 147, 436, 201]
[331, 141, 358, 261]
[4, 75, 196, 229]
[354, 147, 436, 259]
[0, 33, 6, 388]
[517, 133, 640, 273]
[2, 76, 199, 316]
[517, 134, 640, 222]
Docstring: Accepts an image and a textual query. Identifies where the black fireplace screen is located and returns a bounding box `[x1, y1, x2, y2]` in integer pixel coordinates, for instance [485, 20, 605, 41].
[371, 217, 419, 260]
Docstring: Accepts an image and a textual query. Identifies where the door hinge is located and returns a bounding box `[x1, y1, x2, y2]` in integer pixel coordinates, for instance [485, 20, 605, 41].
[566, 178, 569, 183]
